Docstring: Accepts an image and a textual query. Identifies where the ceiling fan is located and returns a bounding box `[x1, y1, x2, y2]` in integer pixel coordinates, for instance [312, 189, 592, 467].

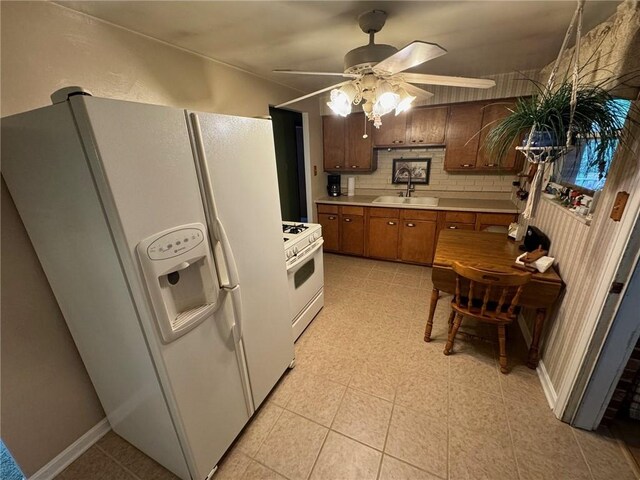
[274, 10, 496, 128]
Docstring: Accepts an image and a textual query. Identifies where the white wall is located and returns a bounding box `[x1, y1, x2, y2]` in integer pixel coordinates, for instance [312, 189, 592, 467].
[0, 1, 323, 475]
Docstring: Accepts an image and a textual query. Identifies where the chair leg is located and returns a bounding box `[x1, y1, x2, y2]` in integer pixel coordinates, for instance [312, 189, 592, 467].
[447, 309, 456, 333]
[424, 288, 440, 342]
[498, 325, 509, 374]
[444, 313, 463, 356]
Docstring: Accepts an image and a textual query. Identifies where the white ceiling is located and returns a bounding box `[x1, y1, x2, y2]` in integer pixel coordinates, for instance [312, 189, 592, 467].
[57, 1, 619, 95]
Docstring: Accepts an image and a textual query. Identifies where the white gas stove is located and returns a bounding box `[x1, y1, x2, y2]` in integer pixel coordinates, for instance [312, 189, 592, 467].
[282, 221, 324, 340]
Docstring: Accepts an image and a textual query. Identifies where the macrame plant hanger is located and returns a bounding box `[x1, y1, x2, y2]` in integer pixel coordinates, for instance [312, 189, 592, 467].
[520, 0, 585, 219]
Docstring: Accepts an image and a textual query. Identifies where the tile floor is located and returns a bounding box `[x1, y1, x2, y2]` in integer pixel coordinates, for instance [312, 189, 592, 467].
[57, 253, 637, 480]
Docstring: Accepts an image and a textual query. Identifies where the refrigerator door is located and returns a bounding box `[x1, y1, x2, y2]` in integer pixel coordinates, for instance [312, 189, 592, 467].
[71, 96, 252, 479]
[188, 111, 295, 407]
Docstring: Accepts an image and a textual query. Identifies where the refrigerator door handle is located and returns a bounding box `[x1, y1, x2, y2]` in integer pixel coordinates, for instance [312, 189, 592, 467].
[223, 284, 243, 343]
[212, 217, 241, 288]
[189, 113, 241, 288]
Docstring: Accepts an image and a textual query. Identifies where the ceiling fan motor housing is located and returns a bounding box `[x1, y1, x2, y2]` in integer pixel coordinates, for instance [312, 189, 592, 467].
[344, 44, 398, 74]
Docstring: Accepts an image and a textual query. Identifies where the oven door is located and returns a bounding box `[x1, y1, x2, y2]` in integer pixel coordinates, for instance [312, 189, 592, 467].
[287, 238, 324, 319]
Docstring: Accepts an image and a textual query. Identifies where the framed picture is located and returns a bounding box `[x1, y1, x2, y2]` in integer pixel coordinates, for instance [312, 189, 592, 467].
[392, 158, 431, 185]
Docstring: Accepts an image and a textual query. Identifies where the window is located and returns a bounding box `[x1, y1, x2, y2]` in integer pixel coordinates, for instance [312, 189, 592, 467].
[555, 99, 632, 192]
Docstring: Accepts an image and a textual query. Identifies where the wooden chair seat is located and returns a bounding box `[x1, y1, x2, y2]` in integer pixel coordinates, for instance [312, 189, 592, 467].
[443, 262, 531, 374]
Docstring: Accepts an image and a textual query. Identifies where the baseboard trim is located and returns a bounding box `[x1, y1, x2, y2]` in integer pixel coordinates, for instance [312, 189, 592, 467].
[29, 418, 110, 480]
[537, 359, 558, 409]
[517, 313, 557, 410]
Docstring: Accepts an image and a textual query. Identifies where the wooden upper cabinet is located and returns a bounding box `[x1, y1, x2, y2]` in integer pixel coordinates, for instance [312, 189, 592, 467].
[346, 113, 375, 171]
[443, 103, 484, 172]
[372, 113, 407, 147]
[323, 115, 345, 172]
[476, 99, 520, 172]
[372, 106, 448, 147]
[407, 106, 448, 145]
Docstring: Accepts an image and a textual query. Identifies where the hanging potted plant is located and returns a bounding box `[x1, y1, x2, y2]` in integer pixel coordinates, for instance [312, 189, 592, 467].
[484, 78, 635, 178]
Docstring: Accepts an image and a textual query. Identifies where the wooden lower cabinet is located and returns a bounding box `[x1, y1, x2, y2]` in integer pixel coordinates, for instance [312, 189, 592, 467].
[367, 216, 400, 260]
[341, 214, 364, 255]
[318, 213, 340, 252]
[317, 203, 516, 265]
[399, 220, 437, 264]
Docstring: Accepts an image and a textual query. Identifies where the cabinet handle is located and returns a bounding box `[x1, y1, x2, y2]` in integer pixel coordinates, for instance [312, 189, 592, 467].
[460, 164, 474, 168]
[449, 225, 458, 229]
[387, 221, 396, 226]
[485, 163, 498, 167]
[344, 218, 352, 222]
[406, 223, 415, 227]
[328, 216, 336, 220]
[335, 165, 341, 169]
[351, 165, 358, 168]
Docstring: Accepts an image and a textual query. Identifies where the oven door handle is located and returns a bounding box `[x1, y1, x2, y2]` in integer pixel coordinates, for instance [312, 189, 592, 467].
[287, 238, 324, 273]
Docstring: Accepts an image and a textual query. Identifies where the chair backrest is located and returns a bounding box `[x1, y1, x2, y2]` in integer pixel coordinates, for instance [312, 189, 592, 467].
[452, 262, 532, 319]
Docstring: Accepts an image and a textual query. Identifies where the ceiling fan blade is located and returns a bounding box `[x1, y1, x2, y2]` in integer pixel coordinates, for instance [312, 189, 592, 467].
[372, 41, 447, 76]
[402, 73, 496, 89]
[275, 80, 352, 108]
[401, 82, 434, 101]
[273, 69, 360, 78]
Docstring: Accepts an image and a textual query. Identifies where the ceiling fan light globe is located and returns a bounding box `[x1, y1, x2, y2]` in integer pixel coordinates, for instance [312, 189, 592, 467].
[327, 88, 353, 116]
[395, 89, 416, 115]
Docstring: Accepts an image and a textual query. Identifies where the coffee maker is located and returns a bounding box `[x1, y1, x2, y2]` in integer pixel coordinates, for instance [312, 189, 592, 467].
[327, 174, 341, 197]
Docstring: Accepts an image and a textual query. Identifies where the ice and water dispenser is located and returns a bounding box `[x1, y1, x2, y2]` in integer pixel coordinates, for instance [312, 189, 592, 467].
[137, 223, 219, 343]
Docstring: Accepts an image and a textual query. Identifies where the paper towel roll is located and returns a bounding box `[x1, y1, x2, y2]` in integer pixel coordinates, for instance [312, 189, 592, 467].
[347, 177, 355, 196]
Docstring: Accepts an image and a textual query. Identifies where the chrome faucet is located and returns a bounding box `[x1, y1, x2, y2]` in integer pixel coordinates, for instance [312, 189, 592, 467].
[395, 167, 415, 198]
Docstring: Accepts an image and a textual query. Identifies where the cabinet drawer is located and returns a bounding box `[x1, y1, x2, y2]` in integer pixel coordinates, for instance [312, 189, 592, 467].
[444, 211, 476, 224]
[475, 213, 516, 226]
[401, 209, 437, 221]
[444, 222, 475, 231]
[317, 204, 338, 214]
[341, 206, 364, 216]
[369, 207, 400, 218]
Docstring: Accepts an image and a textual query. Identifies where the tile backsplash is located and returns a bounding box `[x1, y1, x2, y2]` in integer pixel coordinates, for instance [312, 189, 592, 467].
[343, 147, 516, 195]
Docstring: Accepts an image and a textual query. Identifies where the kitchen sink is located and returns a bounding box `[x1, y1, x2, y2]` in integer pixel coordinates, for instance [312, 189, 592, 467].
[372, 196, 439, 207]
[405, 197, 439, 206]
[372, 196, 406, 204]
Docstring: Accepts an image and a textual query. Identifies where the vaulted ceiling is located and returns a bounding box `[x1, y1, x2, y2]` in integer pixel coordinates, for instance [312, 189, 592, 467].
[57, 1, 618, 94]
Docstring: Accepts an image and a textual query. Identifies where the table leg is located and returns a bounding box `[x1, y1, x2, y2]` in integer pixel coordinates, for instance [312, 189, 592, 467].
[424, 288, 440, 342]
[527, 308, 546, 369]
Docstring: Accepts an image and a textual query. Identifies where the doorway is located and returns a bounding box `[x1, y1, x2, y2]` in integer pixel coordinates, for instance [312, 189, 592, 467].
[270, 107, 308, 223]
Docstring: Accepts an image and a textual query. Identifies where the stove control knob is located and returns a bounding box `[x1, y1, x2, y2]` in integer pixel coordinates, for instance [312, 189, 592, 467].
[286, 250, 292, 259]
[293, 246, 299, 254]
[309, 236, 314, 244]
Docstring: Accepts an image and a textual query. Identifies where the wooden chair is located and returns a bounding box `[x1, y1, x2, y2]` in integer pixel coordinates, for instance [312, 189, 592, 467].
[443, 262, 531, 374]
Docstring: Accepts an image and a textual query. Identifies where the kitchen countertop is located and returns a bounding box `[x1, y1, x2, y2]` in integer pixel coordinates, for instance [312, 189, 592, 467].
[315, 195, 519, 214]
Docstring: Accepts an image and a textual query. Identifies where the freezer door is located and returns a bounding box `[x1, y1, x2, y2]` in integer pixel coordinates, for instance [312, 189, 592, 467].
[188, 111, 295, 408]
[71, 96, 252, 479]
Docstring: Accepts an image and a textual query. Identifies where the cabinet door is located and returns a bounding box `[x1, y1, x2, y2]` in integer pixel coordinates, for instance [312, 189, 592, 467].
[475, 213, 517, 231]
[346, 113, 374, 171]
[443, 103, 484, 172]
[408, 106, 448, 145]
[400, 220, 437, 265]
[372, 113, 407, 147]
[341, 214, 364, 255]
[476, 100, 520, 172]
[318, 213, 340, 252]
[368, 217, 400, 260]
[323, 115, 345, 172]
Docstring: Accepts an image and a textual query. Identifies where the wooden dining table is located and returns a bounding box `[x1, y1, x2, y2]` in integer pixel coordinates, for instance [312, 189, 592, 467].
[424, 229, 563, 369]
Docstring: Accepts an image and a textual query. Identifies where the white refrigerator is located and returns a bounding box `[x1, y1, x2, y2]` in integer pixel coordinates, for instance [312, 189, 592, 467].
[2, 89, 295, 480]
